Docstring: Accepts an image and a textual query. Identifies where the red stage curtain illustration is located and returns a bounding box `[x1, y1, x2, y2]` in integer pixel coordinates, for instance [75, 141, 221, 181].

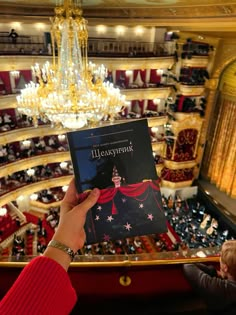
[79, 180, 162, 215]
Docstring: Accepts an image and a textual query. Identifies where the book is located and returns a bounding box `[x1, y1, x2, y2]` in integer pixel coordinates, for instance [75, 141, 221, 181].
[67, 119, 167, 244]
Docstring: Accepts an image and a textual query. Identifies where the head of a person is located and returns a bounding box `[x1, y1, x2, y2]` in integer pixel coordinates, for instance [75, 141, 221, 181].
[220, 240, 236, 281]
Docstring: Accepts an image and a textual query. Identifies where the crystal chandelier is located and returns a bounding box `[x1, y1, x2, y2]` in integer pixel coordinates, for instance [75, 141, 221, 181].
[16, 0, 126, 130]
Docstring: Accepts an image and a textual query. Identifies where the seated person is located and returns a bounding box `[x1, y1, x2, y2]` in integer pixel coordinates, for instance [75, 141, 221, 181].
[183, 240, 236, 315]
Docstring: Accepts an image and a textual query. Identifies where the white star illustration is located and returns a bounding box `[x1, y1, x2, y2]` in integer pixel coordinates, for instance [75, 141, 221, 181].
[139, 203, 144, 208]
[97, 205, 102, 211]
[95, 215, 100, 221]
[147, 213, 154, 221]
[122, 198, 127, 203]
[124, 222, 132, 231]
[107, 215, 114, 222]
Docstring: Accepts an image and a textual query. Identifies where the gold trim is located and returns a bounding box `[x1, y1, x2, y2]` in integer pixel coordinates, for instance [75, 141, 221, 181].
[171, 115, 203, 134]
[0, 152, 70, 178]
[0, 95, 17, 109]
[0, 125, 67, 146]
[0, 175, 72, 207]
[119, 275, 132, 286]
[173, 112, 200, 122]
[161, 179, 193, 188]
[152, 142, 165, 152]
[0, 55, 175, 72]
[178, 84, 205, 96]
[148, 116, 168, 127]
[204, 78, 219, 90]
[0, 256, 219, 268]
[181, 56, 209, 68]
[124, 87, 171, 101]
[104, 57, 175, 71]
[164, 160, 196, 170]
[30, 200, 61, 210]
[156, 164, 164, 176]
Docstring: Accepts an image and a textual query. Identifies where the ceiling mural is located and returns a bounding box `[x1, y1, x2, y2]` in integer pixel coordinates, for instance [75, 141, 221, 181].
[1, 0, 236, 8]
[1, 0, 236, 39]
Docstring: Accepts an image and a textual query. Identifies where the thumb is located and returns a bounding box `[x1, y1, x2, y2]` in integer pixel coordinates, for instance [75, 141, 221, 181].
[78, 188, 100, 215]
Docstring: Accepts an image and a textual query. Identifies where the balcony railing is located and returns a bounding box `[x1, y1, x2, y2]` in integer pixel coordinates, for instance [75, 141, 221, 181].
[0, 34, 176, 58]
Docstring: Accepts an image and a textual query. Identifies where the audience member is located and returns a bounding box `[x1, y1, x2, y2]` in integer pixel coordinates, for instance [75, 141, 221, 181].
[183, 239, 236, 315]
[8, 29, 18, 44]
[0, 178, 100, 314]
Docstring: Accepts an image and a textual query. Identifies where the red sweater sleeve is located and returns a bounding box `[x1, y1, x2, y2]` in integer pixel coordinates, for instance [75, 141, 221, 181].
[0, 256, 77, 315]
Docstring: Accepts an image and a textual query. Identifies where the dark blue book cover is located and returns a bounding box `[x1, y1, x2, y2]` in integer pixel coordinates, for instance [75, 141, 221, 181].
[67, 119, 167, 244]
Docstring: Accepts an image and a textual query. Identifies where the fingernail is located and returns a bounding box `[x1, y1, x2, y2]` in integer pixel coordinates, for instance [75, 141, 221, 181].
[91, 188, 100, 197]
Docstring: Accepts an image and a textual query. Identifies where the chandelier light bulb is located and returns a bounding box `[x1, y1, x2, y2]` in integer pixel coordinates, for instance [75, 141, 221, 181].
[30, 193, 38, 201]
[58, 134, 66, 142]
[26, 168, 35, 177]
[22, 139, 31, 149]
[60, 161, 68, 170]
[62, 185, 69, 192]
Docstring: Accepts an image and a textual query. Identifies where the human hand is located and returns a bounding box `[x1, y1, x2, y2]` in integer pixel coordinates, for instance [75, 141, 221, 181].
[52, 178, 100, 253]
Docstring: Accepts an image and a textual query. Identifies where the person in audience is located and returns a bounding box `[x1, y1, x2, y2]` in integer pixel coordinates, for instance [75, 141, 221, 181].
[8, 29, 18, 44]
[183, 239, 236, 315]
[0, 178, 100, 315]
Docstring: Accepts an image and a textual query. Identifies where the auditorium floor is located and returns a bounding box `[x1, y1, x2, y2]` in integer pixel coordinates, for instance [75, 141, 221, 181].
[198, 179, 236, 221]
[69, 180, 235, 315]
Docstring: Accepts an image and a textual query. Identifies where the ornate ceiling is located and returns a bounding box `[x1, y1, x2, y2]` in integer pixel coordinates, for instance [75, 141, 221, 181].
[1, 0, 236, 39]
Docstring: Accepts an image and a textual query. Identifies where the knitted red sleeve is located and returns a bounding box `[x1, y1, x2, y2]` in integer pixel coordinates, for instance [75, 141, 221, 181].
[0, 256, 77, 315]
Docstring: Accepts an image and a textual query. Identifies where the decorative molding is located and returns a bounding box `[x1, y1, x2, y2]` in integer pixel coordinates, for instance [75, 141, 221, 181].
[152, 142, 165, 152]
[0, 152, 70, 177]
[148, 116, 168, 127]
[204, 78, 219, 90]
[171, 115, 203, 134]
[0, 125, 66, 146]
[124, 87, 171, 101]
[0, 175, 72, 208]
[161, 179, 193, 189]
[181, 57, 209, 68]
[164, 160, 196, 170]
[178, 84, 205, 96]
[0, 56, 175, 72]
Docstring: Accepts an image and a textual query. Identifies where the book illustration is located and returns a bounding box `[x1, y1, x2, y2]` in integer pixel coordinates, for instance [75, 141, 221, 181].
[67, 119, 167, 244]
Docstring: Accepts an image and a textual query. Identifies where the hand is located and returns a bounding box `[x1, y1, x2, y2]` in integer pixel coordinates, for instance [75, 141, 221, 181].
[43, 178, 100, 270]
[53, 178, 100, 252]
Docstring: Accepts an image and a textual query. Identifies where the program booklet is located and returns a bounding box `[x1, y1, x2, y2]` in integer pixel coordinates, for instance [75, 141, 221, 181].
[67, 119, 167, 244]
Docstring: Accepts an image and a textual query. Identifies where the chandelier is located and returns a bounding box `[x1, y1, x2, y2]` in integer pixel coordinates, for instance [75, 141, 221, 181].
[16, 0, 126, 130]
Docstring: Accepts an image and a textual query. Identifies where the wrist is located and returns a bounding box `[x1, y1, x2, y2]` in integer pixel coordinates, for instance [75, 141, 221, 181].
[43, 245, 72, 271]
[47, 239, 76, 261]
[52, 230, 79, 253]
